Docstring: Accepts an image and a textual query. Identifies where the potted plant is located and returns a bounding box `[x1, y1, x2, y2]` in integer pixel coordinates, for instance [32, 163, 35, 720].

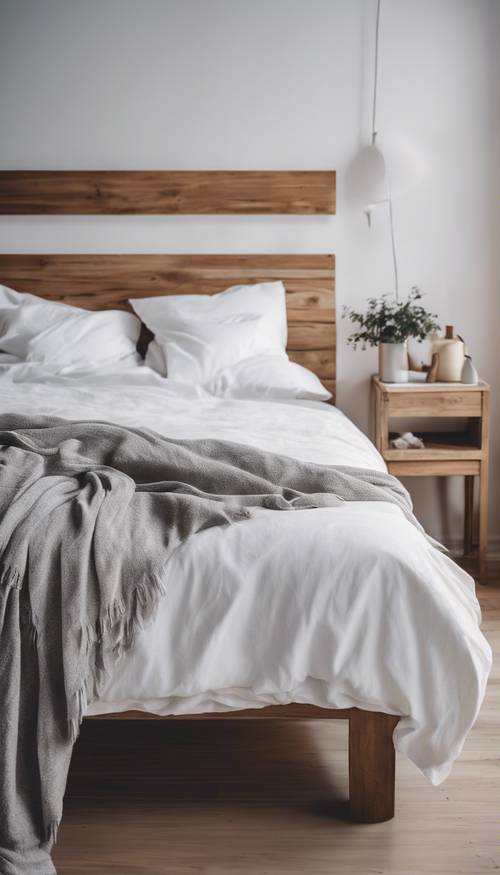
[343, 287, 440, 382]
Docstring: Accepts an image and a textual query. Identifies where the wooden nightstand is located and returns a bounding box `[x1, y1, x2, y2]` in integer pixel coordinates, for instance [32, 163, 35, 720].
[372, 375, 490, 582]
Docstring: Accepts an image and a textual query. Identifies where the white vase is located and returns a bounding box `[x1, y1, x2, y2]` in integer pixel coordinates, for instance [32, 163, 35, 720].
[461, 355, 479, 385]
[379, 342, 409, 383]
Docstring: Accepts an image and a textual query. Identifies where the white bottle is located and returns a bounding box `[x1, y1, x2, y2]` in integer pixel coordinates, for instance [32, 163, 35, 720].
[461, 355, 479, 385]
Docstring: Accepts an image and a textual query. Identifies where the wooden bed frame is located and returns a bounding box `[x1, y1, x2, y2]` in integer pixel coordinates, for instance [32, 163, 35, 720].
[0, 169, 399, 823]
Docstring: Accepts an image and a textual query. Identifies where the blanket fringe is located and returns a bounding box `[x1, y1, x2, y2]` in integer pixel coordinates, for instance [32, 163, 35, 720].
[69, 569, 168, 740]
[18, 601, 40, 647]
[69, 683, 89, 744]
[46, 819, 60, 847]
[0, 561, 22, 591]
[27, 619, 39, 647]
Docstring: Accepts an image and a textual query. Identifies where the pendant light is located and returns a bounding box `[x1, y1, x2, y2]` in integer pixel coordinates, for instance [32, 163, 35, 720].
[347, 0, 400, 299]
[348, 0, 387, 207]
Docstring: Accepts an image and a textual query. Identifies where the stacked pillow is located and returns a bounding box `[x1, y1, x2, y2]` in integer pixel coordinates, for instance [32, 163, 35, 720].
[0, 285, 141, 371]
[130, 281, 331, 402]
[0, 281, 331, 402]
[131, 280, 287, 370]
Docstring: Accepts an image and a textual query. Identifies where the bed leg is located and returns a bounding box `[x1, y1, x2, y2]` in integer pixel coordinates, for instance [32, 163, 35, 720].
[348, 709, 399, 823]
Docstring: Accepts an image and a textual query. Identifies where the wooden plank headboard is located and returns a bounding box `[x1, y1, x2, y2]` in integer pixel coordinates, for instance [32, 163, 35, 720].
[0, 170, 336, 215]
[0, 253, 336, 400]
[0, 170, 336, 398]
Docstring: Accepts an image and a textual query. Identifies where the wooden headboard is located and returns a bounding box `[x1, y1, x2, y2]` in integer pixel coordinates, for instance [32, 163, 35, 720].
[0, 170, 336, 215]
[0, 170, 336, 399]
[0, 254, 336, 399]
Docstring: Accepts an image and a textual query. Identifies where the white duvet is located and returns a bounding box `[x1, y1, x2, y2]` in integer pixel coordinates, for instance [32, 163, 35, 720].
[0, 363, 491, 785]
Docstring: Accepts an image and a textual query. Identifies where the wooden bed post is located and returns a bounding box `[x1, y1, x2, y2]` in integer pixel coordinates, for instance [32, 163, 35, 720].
[348, 709, 399, 823]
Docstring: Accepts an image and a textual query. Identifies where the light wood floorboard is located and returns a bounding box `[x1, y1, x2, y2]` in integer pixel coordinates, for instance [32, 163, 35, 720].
[54, 562, 500, 874]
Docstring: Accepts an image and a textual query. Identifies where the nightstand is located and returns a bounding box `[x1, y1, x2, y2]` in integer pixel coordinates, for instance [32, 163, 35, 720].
[372, 375, 490, 582]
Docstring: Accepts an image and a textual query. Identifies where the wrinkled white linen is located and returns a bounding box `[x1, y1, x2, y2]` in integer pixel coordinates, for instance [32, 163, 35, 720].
[0, 285, 141, 370]
[205, 353, 332, 401]
[0, 366, 491, 784]
[131, 280, 288, 376]
[146, 315, 264, 382]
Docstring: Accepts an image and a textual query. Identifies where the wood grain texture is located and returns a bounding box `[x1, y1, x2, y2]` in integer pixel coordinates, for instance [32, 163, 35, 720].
[479, 389, 490, 582]
[0, 170, 336, 214]
[88, 704, 352, 721]
[0, 253, 336, 399]
[372, 375, 490, 581]
[89, 706, 398, 824]
[372, 376, 488, 392]
[383, 434, 483, 461]
[387, 390, 482, 417]
[349, 709, 399, 823]
[464, 475, 475, 555]
[388, 459, 481, 476]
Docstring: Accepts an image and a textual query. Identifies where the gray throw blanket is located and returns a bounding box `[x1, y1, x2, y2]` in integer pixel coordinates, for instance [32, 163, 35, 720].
[0, 413, 423, 875]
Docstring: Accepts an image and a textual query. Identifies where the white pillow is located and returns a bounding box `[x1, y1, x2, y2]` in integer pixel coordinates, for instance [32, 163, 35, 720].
[205, 354, 332, 401]
[130, 281, 287, 359]
[0, 285, 141, 370]
[145, 316, 263, 384]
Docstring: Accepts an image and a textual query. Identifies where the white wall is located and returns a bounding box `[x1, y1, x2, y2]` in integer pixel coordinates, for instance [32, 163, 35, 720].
[0, 0, 498, 549]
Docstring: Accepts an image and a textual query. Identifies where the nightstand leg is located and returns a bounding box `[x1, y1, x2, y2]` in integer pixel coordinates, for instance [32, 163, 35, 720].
[464, 476, 474, 557]
[478, 463, 489, 585]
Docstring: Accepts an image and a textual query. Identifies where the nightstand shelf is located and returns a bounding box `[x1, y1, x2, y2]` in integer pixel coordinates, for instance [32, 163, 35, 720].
[372, 376, 490, 582]
[384, 432, 482, 461]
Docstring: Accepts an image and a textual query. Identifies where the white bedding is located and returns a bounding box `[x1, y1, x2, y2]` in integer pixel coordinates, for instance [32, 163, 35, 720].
[0, 364, 491, 785]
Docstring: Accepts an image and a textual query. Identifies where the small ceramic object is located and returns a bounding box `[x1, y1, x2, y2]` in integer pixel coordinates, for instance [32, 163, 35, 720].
[408, 370, 427, 383]
[379, 341, 409, 383]
[461, 354, 479, 385]
[431, 325, 465, 382]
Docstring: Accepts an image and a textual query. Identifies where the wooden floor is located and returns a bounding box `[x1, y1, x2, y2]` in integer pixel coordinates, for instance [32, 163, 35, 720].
[54, 562, 500, 875]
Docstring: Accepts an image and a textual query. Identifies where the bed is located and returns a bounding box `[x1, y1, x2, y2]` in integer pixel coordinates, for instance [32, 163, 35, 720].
[0, 171, 491, 842]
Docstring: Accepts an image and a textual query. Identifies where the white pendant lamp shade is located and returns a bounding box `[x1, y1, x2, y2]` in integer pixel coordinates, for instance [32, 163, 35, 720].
[346, 0, 429, 211]
[377, 132, 430, 198]
[347, 0, 430, 300]
[347, 134, 429, 207]
[346, 142, 388, 206]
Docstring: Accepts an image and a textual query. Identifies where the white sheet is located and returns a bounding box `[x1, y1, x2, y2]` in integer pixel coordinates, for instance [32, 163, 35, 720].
[0, 365, 491, 785]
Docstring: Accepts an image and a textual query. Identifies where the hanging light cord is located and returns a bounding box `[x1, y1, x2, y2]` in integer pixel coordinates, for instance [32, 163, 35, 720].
[370, 0, 400, 300]
[371, 0, 381, 144]
[388, 197, 400, 301]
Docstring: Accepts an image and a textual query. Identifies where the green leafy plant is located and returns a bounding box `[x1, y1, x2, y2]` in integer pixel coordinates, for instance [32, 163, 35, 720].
[343, 287, 440, 349]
